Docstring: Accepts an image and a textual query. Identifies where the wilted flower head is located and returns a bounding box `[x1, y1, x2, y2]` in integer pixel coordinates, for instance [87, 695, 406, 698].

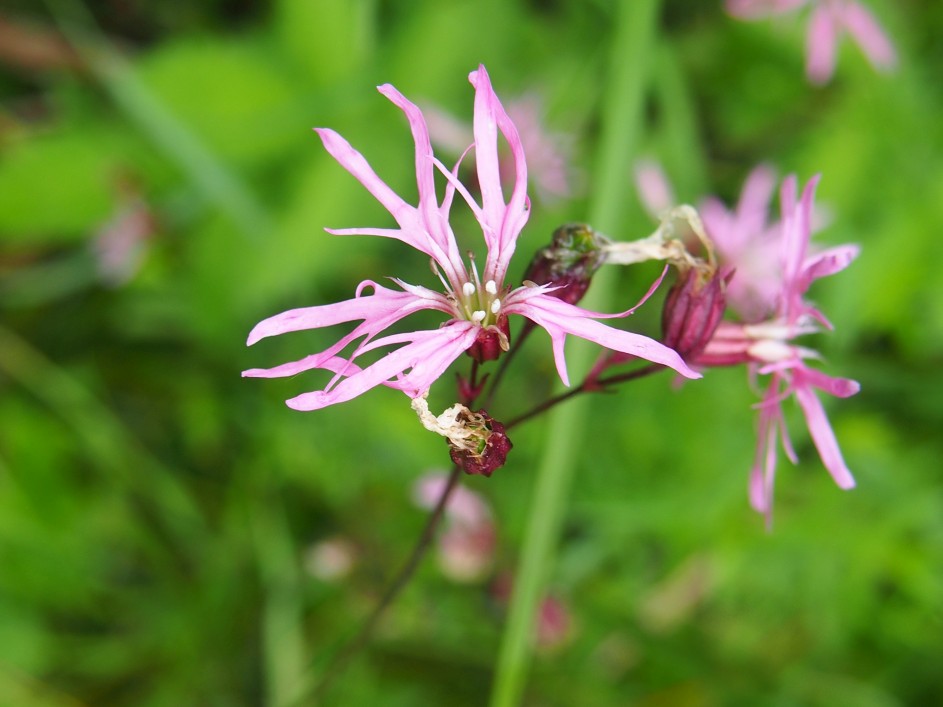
[726, 0, 897, 84]
[244, 66, 698, 411]
[412, 396, 512, 477]
[697, 174, 860, 518]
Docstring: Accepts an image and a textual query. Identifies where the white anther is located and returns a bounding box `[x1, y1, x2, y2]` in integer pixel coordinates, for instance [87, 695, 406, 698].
[485, 280, 497, 295]
[490, 299, 501, 314]
[471, 310, 486, 323]
[462, 282, 476, 297]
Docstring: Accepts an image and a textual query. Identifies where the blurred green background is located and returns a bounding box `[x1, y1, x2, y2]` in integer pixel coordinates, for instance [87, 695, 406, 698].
[1, 0, 941, 705]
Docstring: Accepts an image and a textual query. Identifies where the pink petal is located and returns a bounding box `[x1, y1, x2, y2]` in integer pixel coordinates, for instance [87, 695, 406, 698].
[246, 280, 438, 346]
[243, 354, 363, 380]
[780, 174, 820, 320]
[469, 66, 530, 285]
[315, 128, 416, 234]
[735, 164, 778, 239]
[806, 5, 840, 84]
[792, 378, 856, 490]
[285, 323, 479, 411]
[633, 159, 676, 218]
[377, 84, 466, 272]
[795, 365, 860, 398]
[314, 128, 464, 286]
[841, 2, 897, 71]
[507, 293, 700, 386]
[799, 243, 860, 289]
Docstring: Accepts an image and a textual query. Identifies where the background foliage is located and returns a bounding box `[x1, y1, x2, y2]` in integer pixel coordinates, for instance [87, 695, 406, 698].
[1, 0, 941, 705]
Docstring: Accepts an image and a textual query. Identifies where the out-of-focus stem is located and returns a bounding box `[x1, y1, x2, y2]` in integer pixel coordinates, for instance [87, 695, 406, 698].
[303, 464, 463, 705]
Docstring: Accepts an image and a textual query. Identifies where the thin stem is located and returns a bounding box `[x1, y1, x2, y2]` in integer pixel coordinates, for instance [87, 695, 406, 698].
[506, 363, 665, 430]
[506, 384, 585, 431]
[595, 362, 663, 388]
[302, 464, 463, 705]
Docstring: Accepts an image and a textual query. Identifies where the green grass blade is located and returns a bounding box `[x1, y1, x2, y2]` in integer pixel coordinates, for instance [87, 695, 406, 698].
[488, 2, 662, 705]
[44, 0, 272, 242]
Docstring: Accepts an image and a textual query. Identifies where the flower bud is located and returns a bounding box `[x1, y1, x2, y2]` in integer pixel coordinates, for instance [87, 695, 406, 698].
[448, 409, 512, 477]
[661, 265, 731, 361]
[522, 223, 606, 305]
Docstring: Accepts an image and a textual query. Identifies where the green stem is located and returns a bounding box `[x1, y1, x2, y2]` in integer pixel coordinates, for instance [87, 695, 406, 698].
[506, 364, 665, 431]
[488, 2, 662, 705]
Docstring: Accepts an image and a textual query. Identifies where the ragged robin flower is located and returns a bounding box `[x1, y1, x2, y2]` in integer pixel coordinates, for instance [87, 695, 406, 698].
[696, 174, 860, 518]
[243, 66, 698, 411]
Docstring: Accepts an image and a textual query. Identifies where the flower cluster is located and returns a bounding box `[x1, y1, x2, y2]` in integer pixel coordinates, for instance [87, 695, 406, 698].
[245, 64, 860, 519]
[243, 66, 696, 413]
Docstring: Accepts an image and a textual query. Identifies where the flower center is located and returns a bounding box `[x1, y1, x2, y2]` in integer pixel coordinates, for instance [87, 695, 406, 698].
[456, 278, 503, 327]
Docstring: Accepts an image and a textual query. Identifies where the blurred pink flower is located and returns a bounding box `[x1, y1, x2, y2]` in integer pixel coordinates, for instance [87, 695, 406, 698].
[491, 573, 573, 650]
[699, 164, 783, 322]
[244, 66, 697, 411]
[726, 0, 897, 84]
[697, 175, 860, 518]
[632, 159, 677, 220]
[92, 196, 156, 287]
[413, 472, 495, 582]
[304, 536, 357, 581]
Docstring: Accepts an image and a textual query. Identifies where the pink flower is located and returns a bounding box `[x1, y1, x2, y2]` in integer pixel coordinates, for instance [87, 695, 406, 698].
[413, 472, 495, 582]
[726, 0, 897, 84]
[244, 66, 698, 411]
[697, 175, 860, 517]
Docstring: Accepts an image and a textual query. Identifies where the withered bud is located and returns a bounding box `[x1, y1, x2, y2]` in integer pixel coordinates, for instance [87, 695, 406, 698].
[661, 264, 732, 361]
[467, 314, 511, 363]
[447, 409, 513, 477]
[522, 223, 606, 305]
[412, 396, 513, 477]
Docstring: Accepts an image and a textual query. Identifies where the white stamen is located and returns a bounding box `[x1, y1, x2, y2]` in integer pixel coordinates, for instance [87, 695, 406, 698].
[485, 279, 497, 295]
[490, 299, 501, 314]
[462, 282, 476, 297]
[471, 310, 486, 323]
